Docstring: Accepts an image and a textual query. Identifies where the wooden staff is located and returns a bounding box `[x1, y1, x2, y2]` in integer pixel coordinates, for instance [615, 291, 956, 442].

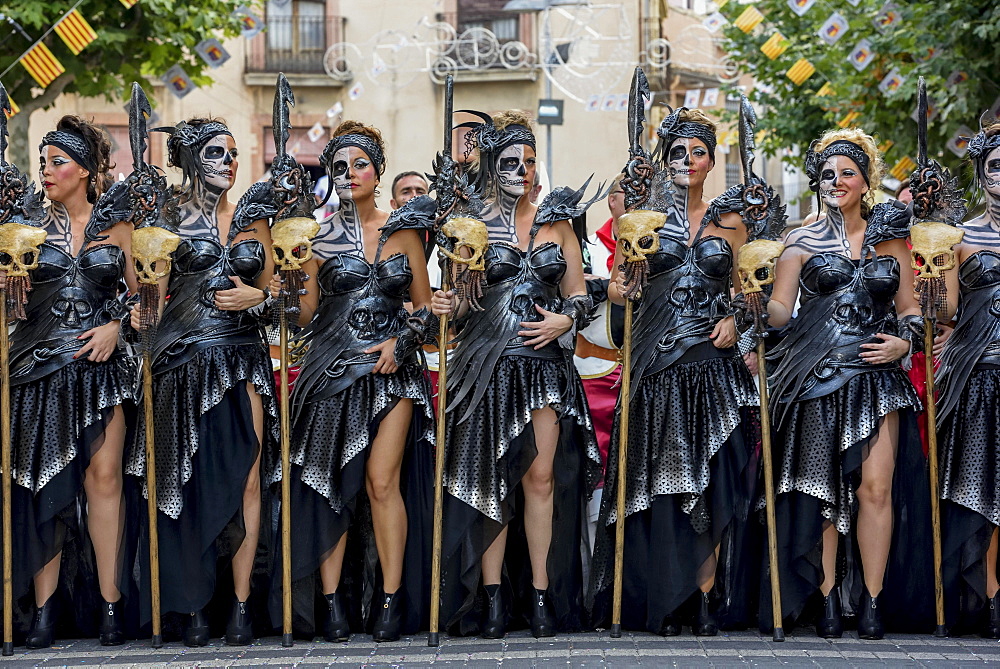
[279, 297, 293, 647]
[141, 347, 163, 648]
[923, 318, 947, 637]
[756, 336, 785, 642]
[609, 298, 633, 639]
[2, 288, 12, 656]
[428, 271, 450, 648]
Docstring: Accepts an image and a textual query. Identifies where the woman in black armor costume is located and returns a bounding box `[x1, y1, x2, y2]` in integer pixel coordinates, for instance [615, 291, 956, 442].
[6, 116, 135, 648]
[593, 107, 758, 636]
[430, 110, 601, 638]
[268, 121, 434, 642]
[937, 120, 1000, 638]
[126, 118, 276, 646]
[763, 128, 927, 639]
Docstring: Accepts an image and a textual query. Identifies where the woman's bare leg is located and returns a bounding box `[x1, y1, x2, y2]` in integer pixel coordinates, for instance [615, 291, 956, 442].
[231, 383, 264, 601]
[84, 405, 127, 602]
[366, 399, 411, 593]
[856, 412, 899, 596]
[523, 407, 559, 590]
[820, 522, 839, 596]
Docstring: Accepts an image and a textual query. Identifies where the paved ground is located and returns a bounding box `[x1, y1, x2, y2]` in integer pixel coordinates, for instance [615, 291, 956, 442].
[3, 629, 1000, 667]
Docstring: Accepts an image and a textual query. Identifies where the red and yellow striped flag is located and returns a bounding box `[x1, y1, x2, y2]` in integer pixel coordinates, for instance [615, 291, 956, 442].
[760, 32, 789, 60]
[785, 58, 815, 85]
[878, 139, 894, 154]
[889, 156, 917, 181]
[837, 110, 861, 128]
[54, 9, 98, 55]
[120, 0, 139, 7]
[4, 97, 18, 118]
[734, 6, 764, 33]
[19, 43, 65, 88]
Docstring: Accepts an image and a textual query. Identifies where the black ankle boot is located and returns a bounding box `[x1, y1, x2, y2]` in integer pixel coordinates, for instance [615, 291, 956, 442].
[25, 599, 57, 649]
[858, 587, 884, 640]
[658, 615, 681, 636]
[693, 592, 718, 636]
[816, 589, 843, 639]
[372, 591, 402, 642]
[480, 585, 505, 639]
[99, 599, 125, 646]
[985, 592, 1000, 639]
[225, 597, 253, 646]
[323, 592, 350, 642]
[183, 609, 210, 647]
[530, 589, 555, 638]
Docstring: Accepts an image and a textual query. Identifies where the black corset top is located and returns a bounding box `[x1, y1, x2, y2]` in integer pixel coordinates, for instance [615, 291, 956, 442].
[800, 251, 899, 304]
[172, 237, 265, 283]
[959, 250, 1000, 291]
[647, 233, 732, 281]
[32, 242, 124, 289]
[318, 251, 412, 298]
[484, 241, 567, 286]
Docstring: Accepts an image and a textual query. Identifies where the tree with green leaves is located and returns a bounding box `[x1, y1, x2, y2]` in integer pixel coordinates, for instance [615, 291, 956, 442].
[719, 0, 1000, 174]
[0, 0, 258, 168]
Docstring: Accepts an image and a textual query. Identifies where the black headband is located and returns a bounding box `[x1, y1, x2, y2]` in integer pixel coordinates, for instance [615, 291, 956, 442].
[656, 108, 716, 162]
[320, 133, 385, 177]
[476, 122, 536, 158]
[805, 139, 872, 189]
[164, 120, 232, 158]
[40, 130, 96, 174]
[968, 130, 1000, 161]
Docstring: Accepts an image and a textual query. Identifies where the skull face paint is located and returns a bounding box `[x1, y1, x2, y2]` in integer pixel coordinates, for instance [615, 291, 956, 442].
[331, 146, 377, 201]
[818, 154, 867, 211]
[200, 135, 238, 192]
[495, 144, 536, 197]
[667, 138, 712, 188]
[984, 146, 1000, 198]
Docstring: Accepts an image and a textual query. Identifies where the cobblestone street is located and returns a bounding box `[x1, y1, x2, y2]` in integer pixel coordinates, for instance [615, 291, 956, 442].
[4, 629, 1000, 667]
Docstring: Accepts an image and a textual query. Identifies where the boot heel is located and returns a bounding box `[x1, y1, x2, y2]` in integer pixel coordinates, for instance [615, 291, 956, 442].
[99, 599, 125, 646]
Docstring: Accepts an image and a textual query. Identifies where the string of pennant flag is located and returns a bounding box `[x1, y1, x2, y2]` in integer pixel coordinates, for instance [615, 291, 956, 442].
[2, 1, 266, 119]
[705, 0, 958, 176]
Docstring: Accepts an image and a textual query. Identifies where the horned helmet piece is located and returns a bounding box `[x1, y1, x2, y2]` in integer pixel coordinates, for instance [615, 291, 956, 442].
[910, 221, 964, 281]
[0, 222, 47, 277]
[132, 225, 181, 285]
[617, 210, 666, 262]
[438, 216, 488, 272]
[737, 239, 785, 295]
[271, 216, 320, 271]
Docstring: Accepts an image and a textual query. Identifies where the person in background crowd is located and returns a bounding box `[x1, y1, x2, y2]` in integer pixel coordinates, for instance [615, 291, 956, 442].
[389, 171, 429, 210]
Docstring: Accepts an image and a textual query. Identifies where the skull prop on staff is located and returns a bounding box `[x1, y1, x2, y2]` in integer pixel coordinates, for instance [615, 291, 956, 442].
[617, 210, 666, 300]
[737, 239, 786, 330]
[911, 222, 964, 323]
[0, 223, 47, 320]
[271, 216, 319, 317]
[132, 224, 181, 349]
[436, 216, 488, 311]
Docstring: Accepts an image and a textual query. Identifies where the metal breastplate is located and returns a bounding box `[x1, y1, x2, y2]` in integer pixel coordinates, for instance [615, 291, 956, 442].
[796, 250, 900, 398]
[10, 242, 125, 383]
[293, 252, 412, 403]
[632, 232, 734, 377]
[484, 241, 567, 356]
[152, 236, 266, 369]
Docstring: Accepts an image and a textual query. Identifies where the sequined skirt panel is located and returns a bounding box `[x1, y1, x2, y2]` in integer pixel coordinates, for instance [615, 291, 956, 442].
[126, 343, 278, 519]
[13, 354, 136, 494]
[606, 348, 759, 529]
[773, 368, 921, 535]
[940, 366, 1000, 527]
[443, 354, 601, 524]
[279, 361, 434, 509]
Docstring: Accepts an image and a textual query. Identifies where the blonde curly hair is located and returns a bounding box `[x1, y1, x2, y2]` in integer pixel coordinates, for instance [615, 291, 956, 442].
[492, 109, 534, 132]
